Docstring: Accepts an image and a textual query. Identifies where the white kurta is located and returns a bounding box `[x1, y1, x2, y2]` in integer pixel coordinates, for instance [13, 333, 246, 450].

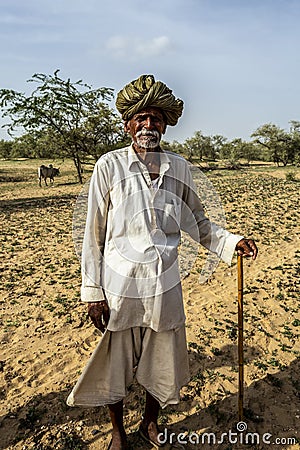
[80, 145, 242, 332]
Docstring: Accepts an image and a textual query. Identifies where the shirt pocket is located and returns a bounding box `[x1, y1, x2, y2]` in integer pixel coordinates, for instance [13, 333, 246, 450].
[161, 200, 181, 234]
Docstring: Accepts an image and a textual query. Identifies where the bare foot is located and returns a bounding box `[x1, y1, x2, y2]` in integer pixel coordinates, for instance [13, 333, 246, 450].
[140, 420, 161, 447]
[110, 430, 128, 449]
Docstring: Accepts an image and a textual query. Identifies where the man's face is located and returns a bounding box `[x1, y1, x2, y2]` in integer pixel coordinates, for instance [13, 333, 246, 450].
[124, 107, 166, 150]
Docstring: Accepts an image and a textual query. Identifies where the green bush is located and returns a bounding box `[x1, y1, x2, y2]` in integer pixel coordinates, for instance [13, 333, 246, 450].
[285, 171, 297, 182]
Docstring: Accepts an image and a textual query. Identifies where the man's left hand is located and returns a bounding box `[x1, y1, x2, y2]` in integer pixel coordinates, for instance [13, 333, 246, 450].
[236, 239, 258, 260]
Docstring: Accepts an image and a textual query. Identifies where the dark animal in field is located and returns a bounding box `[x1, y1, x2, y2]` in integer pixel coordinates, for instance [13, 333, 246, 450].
[38, 164, 60, 186]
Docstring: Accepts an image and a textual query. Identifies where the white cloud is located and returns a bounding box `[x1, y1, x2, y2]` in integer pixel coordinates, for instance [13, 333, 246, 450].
[106, 35, 173, 60]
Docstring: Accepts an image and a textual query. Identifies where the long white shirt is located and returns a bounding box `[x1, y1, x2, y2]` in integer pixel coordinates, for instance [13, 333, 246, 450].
[81, 145, 243, 332]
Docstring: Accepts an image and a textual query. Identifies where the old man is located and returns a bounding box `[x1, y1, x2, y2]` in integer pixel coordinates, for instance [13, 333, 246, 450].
[67, 75, 257, 450]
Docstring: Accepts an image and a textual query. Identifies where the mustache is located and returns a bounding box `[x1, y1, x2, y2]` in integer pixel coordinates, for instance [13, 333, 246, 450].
[136, 129, 160, 139]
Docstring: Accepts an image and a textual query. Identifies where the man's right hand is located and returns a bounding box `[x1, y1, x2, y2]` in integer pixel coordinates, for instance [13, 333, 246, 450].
[87, 301, 110, 332]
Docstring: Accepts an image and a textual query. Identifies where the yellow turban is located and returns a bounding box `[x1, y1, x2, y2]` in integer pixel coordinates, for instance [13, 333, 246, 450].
[116, 75, 184, 126]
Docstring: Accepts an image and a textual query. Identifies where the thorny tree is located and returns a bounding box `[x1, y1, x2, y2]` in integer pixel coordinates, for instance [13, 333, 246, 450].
[0, 70, 127, 183]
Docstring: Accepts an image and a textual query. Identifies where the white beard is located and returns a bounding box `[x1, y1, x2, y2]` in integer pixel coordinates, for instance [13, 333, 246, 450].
[135, 129, 161, 149]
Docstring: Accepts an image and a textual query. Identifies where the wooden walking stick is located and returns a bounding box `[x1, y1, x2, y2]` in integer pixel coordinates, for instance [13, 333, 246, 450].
[237, 253, 244, 422]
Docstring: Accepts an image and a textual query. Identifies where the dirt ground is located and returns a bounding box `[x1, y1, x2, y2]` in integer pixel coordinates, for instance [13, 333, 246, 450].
[0, 158, 299, 449]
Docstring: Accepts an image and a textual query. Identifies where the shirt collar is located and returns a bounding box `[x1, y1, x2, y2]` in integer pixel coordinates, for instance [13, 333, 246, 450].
[128, 143, 171, 176]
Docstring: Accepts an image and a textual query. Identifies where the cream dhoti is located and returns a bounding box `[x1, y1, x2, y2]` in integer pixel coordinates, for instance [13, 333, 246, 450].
[67, 326, 189, 408]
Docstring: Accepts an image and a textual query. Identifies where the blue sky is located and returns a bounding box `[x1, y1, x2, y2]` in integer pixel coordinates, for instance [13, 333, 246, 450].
[1, 0, 299, 143]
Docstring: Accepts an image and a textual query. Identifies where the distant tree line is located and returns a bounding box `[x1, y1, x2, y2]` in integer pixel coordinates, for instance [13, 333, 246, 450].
[0, 71, 299, 183]
[162, 121, 300, 168]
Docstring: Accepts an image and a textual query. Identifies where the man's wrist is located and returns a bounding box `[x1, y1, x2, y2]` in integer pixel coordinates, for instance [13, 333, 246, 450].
[88, 300, 107, 305]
